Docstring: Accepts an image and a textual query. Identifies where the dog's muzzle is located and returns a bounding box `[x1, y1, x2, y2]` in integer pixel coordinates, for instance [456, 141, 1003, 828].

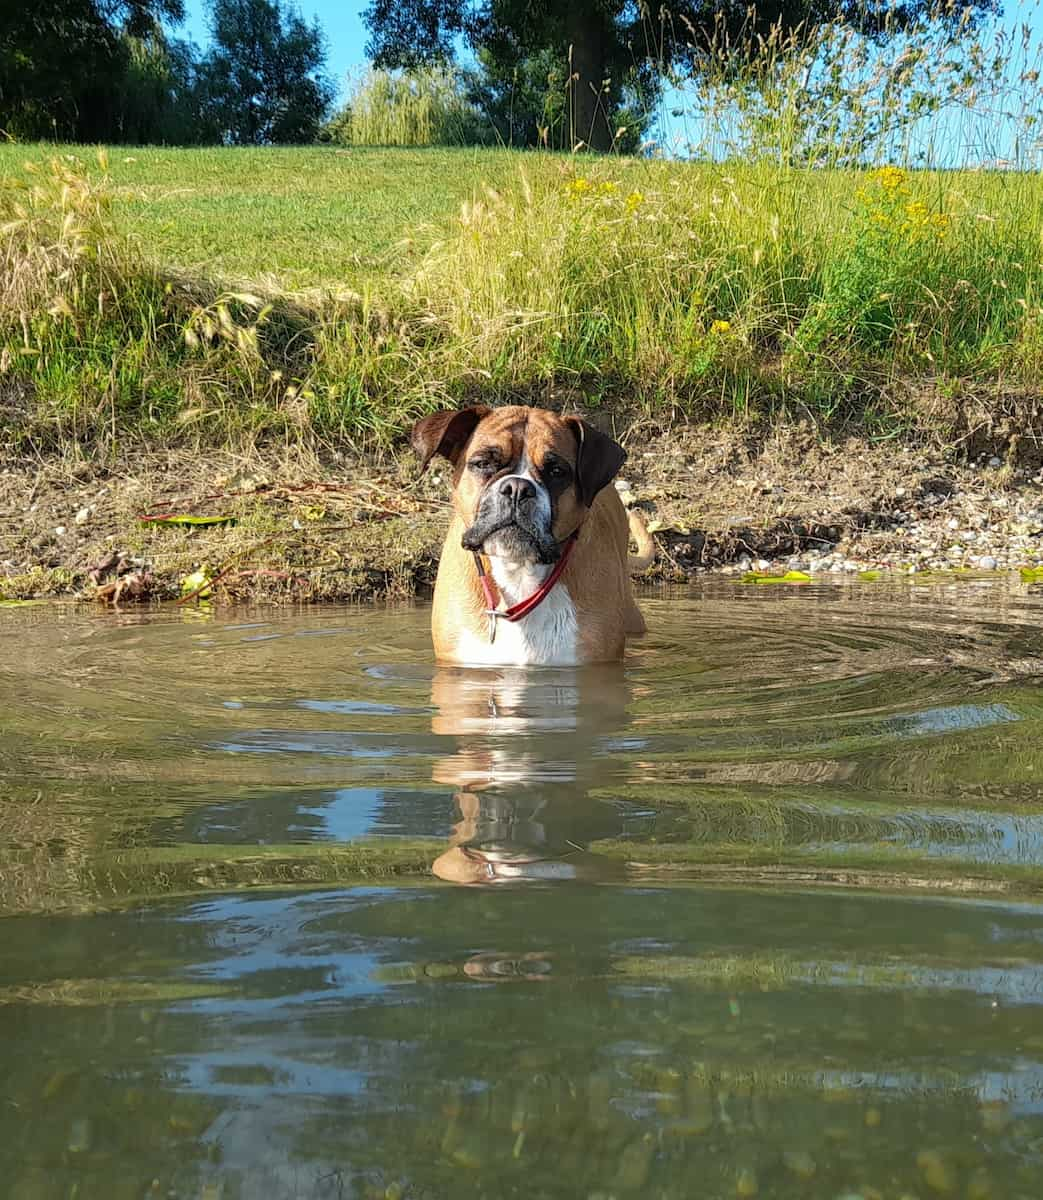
[461, 474, 559, 563]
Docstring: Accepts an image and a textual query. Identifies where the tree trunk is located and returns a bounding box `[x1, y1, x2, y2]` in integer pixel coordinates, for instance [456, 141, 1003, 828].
[565, 3, 612, 153]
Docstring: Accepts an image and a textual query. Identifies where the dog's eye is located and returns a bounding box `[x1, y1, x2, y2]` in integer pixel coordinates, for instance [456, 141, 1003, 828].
[542, 459, 572, 480]
[468, 456, 499, 475]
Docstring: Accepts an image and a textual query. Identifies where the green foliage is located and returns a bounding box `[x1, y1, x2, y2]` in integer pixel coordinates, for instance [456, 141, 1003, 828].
[193, 0, 334, 145]
[326, 68, 489, 148]
[114, 31, 203, 144]
[0, 0, 185, 141]
[363, 0, 999, 152]
[0, 0, 331, 145]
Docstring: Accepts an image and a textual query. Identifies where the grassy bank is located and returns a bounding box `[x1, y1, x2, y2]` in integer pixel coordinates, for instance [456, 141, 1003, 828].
[2, 144, 1043, 459]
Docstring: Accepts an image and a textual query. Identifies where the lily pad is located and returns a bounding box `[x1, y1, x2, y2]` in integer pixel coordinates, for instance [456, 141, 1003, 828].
[1020, 566, 1043, 583]
[140, 514, 237, 528]
[741, 570, 812, 585]
[858, 570, 883, 581]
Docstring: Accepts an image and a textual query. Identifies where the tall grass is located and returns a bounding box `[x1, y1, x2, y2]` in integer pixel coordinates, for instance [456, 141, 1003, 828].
[328, 69, 489, 148]
[661, 3, 1043, 170]
[3, 5, 1043, 455]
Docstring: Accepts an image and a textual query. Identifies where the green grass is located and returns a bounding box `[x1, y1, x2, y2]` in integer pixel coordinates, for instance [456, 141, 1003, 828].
[0, 144, 512, 286]
[2, 143, 1042, 455]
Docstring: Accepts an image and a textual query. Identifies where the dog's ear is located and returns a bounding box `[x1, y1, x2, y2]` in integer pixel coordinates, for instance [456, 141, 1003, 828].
[566, 418, 627, 506]
[411, 406, 491, 474]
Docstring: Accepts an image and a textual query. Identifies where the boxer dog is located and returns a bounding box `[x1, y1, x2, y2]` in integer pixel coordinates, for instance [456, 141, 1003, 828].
[412, 405, 652, 666]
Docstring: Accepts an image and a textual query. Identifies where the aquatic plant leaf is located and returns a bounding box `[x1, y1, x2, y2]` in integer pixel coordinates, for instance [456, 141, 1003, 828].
[140, 514, 237, 528]
[180, 568, 213, 599]
[1020, 567, 1043, 583]
[741, 570, 811, 585]
[858, 570, 883, 581]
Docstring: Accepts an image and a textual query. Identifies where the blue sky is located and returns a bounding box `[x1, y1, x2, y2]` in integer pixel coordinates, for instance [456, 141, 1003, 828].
[181, 0, 1043, 164]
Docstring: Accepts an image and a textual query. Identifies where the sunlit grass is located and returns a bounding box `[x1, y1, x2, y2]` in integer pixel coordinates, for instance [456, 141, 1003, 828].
[1, 146, 1041, 455]
[0, 143, 512, 286]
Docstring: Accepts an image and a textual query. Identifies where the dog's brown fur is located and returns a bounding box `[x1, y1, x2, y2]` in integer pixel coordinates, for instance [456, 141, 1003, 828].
[413, 405, 647, 665]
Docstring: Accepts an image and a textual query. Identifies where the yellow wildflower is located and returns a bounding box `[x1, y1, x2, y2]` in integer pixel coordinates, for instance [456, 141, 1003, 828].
[566, 176, 592, 199]
[625, 190, 644, 212]
[710, 319, 731, 335]
[871, 165, 907, 193]
[599, 180, 619, 194]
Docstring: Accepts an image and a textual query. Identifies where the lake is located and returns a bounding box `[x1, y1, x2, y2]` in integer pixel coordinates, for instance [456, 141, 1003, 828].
[3, 578, 1043, 1198]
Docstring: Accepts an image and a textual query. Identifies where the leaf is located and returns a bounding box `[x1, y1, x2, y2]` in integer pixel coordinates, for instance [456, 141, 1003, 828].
[140, 514, 237, 528]
[0, 599, 45, 607]
[858, 569, 883, 581]
[301, 505, 326, 522]
[646, 519, 690, 535]
[180, 568, 213, 599]
[1020, 566, 1043, 583]
[741, 570, 812, 585]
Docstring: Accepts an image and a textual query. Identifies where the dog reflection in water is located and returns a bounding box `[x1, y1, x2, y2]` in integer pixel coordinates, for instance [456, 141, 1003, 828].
[428, 665, 631, 889]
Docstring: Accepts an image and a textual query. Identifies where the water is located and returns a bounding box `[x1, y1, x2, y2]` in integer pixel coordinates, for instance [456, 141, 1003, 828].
[3, 579, 1043, 1199]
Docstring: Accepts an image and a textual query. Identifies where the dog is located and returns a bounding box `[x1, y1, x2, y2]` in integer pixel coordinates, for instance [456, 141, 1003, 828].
[412, 405, 653, 667]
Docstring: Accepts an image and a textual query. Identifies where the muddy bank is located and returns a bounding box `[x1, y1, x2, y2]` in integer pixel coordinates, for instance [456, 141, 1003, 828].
[2, 423, 1042, 604]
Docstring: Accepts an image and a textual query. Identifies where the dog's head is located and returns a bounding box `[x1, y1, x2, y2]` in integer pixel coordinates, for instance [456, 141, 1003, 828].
[411, 405, 626, 564]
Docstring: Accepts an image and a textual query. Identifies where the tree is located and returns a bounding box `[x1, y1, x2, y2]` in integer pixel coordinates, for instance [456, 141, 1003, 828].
[194, 0, 334, 144]
[364, 0, 1001, 153]
[0, 0, 185, 140]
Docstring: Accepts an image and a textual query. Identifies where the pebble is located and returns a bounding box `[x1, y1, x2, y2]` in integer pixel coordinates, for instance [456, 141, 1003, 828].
[67, 1116, 92, 1153]
[979, 1099, 1011, 1134]
[685, 1077, 714, 1133]
[735, 1165, 758, 1197]
[615, 1134, 655, 1190]
[53, 525, 66, 536]
[916, 1148, 957, 1194]
[977, 556, 998, 570]
[75, 507, 91, 525]
[781, 1149, 816, 1179]
[966, 1166, 993, 1199]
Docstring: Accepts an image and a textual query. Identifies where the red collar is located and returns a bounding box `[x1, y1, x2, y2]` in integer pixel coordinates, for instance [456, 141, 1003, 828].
[472, 531, 579, 629]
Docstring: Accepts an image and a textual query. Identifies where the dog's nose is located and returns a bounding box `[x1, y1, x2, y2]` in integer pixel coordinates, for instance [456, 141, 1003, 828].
[497, 476, 536, 505]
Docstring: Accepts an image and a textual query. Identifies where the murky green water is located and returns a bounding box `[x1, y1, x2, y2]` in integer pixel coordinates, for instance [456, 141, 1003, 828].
[4, 580, 1043, 1199]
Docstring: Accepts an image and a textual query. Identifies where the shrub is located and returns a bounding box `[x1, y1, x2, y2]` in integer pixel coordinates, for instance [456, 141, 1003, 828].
[326, 68, 490, 148]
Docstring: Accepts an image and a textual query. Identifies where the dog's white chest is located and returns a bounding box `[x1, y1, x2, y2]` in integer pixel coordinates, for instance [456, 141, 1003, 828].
[456, 560, 579, 668]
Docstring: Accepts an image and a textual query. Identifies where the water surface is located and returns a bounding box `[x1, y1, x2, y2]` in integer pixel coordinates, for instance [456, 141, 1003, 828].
[3, 579, 1043, 1198]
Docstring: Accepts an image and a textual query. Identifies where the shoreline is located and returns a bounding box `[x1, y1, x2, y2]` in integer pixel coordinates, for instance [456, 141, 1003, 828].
[3, 423, 1042, 604]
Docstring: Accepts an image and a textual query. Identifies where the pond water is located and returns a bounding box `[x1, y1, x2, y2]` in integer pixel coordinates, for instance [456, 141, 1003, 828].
[4, 579, 1043, 1199]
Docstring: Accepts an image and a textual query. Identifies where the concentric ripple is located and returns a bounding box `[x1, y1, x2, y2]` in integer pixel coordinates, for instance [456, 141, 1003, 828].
[3, 578, 1043, 900]
[5, 579, 1043, 1197]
